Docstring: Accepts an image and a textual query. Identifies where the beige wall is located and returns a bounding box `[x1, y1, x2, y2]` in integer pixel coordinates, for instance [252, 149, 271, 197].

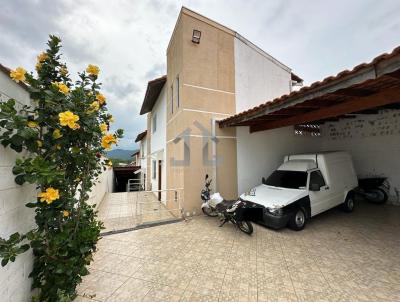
[166, 9, 238, 214]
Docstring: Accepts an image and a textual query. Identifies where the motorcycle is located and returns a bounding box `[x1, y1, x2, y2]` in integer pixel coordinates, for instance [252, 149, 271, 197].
[356, 177, 389, 204]
[201, 174, 253, 235]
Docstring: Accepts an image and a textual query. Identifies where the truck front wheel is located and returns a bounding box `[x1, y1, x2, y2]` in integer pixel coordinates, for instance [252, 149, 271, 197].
[288, 208, 307, 231]
[341, 193, 355, 212]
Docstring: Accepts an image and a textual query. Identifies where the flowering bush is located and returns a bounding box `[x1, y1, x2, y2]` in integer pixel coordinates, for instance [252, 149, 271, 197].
[0, 36, 123, 301]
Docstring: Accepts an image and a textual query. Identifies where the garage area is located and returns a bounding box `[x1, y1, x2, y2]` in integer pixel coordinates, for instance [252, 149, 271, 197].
[219, 47, 400, 207]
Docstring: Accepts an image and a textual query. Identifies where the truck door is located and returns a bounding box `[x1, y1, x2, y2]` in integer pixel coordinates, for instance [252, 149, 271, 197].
[308, 169, 333, 216]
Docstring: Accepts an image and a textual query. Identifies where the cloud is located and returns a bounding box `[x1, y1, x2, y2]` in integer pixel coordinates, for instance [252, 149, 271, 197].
[1, 0, 399, 150]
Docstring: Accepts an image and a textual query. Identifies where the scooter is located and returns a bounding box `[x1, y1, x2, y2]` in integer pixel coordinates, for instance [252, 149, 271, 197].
[201, 175, 253, 235]
[356, 177, 389, 204]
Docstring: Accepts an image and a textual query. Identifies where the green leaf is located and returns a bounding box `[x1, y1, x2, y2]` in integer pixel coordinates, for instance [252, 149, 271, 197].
[1, 258, 8, 267]
[25, 202, 38, 208]
[15, 174, 25, 185]
[12, 166, 24, 175]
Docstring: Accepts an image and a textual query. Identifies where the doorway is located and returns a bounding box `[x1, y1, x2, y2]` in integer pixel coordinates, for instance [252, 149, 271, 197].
[158, 160, 162, 201]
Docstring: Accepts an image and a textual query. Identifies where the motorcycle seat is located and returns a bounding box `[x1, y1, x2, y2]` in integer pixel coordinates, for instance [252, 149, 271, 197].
[215, 200, 236, 212]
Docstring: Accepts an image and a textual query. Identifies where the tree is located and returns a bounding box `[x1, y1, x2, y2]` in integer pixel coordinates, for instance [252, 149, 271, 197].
[0, 35, 123, 301]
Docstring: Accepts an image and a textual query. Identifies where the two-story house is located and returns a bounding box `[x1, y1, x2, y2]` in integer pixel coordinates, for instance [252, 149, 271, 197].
[136, 7, 302, 215]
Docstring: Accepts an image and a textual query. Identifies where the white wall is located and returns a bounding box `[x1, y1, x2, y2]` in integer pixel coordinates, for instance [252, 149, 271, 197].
[0, 71, 36, 302]
[87, 167, 114, 208]
[149, 85, 167, 199]
[319, 111, 400, 204]
[140, 138, 147, 189]
[236, 126, 320, 194]
[234, 36, 292, 113]
[150, 86, 166, 153]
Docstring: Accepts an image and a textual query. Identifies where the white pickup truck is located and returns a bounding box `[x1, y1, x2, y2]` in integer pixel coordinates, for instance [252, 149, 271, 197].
[240, 151, 358, 231]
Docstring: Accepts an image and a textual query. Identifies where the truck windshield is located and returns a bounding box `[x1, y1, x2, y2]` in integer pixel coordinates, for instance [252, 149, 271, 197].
[265, 170, 307, 189]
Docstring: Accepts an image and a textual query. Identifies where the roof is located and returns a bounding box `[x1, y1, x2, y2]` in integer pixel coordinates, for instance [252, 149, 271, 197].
[139, 75, 166, 115]
[131, 150, 140, 157]
[134, 130, 147, 142]
[219, 45, 400, 132]
[0, 63, 30, 92]
[278, 160, 317, 172]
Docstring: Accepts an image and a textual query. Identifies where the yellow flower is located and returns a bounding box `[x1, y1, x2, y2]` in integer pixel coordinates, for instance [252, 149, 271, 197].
[35, 62, 42, 72]
[10, 67, 26, 83]
[55, 144, 61, 150]
[37, 52, 48, 63]
[53, 82, 69, 95]
[107, 160, 113, 167]
[38, 187, 60, 204]
[36, 140, 43, 148]
[27, 121, 38, 128]
[86, 64, 100, 76]
[96, 93, 106, 105]
[99, 123, 108, 133]
[52, 129, 63, 139]
[108, 115, 115, 123]
[60, 66, 68, 76]
[59, 111, 79, 129]
[101, 133, 117, 150]
[90, 101, 100, 112]
[63, 210, 70, 217]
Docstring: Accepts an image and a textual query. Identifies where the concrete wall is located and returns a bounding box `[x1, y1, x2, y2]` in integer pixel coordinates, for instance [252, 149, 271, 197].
[0, 71, 36, 302]
[236, 126, 320, 194]
[234, 36, 292, 113]
[319, 110, 400, 204]
[87, 167, 114, 208]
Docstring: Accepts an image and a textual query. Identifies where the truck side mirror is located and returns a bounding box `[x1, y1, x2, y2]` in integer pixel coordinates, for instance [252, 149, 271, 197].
[262, 177, 266, 184]
[310, 183, 321, 191]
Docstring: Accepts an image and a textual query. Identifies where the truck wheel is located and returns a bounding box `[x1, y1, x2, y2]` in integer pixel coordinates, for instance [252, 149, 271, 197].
[341, 193, 355, 212]
[288, 208, 306, 231]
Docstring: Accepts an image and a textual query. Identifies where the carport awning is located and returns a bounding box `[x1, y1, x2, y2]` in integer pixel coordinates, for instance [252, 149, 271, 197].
[219, 46, 400, 133]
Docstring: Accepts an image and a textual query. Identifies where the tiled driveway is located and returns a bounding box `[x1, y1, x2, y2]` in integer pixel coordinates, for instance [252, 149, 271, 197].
[76, 201, 400, 301]
[97, 192, 175, 233]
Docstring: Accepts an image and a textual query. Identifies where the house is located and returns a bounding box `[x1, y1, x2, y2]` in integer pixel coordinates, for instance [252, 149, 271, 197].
[135, 130, 147, 190]
[130, 150, 140, 166]
[136, 7, 301, 214]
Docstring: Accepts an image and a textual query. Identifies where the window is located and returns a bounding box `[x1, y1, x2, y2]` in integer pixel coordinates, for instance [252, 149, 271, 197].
[265, 170, 308, 189]
[152, 160, 157, 179]
[175, 76, 180, 108]
[309, 170, 326, 188]
[152, 113, 157, 133]
[171, 84, 174, 114]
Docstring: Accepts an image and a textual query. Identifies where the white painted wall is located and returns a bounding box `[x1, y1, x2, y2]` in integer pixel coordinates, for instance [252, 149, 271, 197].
[87, 167, 114, 208]
[234, 36, 292, 113]
[236, 126, 320, 194]
[0, 71, 36, 302]
[140, 138, 147, 189]
[319, 111, 400, 204]
[149, 85, 167, 199]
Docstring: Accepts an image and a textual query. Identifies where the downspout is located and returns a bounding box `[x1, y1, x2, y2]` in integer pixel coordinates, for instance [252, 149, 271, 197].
[212, 117, 217, 193]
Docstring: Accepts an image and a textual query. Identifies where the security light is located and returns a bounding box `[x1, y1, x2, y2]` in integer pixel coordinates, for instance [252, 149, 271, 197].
[192, 29, 201, 44]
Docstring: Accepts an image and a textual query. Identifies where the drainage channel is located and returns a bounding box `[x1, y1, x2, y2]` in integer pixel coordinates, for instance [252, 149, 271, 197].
[100, 218, 185, 237]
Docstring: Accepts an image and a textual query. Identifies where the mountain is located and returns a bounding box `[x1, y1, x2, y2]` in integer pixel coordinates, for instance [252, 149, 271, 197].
[106, 149, 137, 161]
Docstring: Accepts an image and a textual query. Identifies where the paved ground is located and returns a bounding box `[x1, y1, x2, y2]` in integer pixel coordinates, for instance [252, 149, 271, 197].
[76, 201, 400, 301]
[97, 192, 176, 233]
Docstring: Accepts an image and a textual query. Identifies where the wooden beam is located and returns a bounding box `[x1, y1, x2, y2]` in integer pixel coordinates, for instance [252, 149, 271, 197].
[250, 87, 400, 133]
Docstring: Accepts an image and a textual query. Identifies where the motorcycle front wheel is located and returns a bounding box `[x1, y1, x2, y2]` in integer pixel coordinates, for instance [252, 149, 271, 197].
[237, 220, 253, 235]
[364, 188, 388, 204]
[202, 206, 218, 217]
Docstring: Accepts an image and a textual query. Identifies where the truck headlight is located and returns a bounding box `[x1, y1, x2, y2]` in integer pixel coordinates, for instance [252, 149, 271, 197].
[268, 207, 283, 216]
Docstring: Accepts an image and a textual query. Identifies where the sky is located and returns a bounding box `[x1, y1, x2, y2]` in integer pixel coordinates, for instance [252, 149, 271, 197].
[1, 0, 399, 150]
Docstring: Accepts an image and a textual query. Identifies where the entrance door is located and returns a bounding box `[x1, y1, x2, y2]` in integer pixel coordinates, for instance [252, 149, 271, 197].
[158, 160, 162, 201]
